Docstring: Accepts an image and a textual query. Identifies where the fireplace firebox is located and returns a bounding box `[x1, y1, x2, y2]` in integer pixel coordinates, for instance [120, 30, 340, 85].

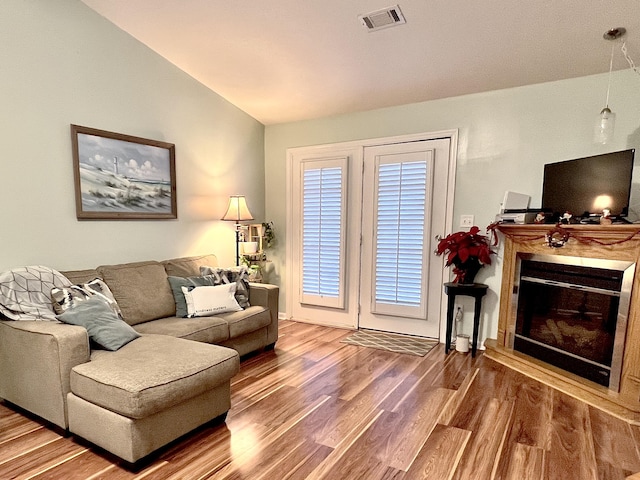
[511, 253, 635, 391]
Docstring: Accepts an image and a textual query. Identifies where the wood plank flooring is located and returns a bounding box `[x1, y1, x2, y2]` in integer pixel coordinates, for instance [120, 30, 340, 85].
[2, 320, 640, 479]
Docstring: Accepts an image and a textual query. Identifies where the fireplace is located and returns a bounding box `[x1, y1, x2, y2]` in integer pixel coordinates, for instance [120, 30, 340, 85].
[511, 253, 635, 391]
[485, 224, 640, 421]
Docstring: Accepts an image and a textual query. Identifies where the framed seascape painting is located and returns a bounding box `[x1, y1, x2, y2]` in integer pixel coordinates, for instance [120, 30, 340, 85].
[71, 125, 177, 220]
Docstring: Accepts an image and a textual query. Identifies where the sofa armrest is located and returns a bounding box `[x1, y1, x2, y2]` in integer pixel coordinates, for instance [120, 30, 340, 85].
[248, 283, 279, 346]
[0, 320, 90, 429]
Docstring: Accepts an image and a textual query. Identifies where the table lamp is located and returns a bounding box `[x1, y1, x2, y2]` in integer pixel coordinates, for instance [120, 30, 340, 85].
[221, 195, 254, 266]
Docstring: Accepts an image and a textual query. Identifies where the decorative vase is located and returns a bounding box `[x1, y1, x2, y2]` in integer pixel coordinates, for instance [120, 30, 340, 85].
[241, 242, 259, 254]
[453, 257, 482, 284]
[248, 269, 263, 283]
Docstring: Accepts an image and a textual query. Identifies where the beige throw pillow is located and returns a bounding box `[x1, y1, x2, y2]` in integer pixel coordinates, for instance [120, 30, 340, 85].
[181, 284, 242, 317]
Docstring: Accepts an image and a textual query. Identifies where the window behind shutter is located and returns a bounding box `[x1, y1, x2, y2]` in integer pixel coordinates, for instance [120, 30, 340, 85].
[371, 157, 430, 318]
[300, 157, 347, 309]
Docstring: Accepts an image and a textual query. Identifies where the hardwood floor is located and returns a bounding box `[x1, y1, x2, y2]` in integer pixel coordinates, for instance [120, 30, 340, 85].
[2, 320, 640, 479]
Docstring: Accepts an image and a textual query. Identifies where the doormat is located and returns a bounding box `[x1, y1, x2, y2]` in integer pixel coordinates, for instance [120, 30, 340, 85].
[341, 329, 438, 357]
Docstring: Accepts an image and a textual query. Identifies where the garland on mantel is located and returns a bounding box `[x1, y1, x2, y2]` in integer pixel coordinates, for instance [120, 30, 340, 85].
[489, 222, 640, 249]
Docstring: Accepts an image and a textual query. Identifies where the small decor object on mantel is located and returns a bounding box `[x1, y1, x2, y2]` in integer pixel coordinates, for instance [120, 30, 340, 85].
[600, 208, 613, 225]
[545, 226, 570, 248]
[435, 225, 497, 284]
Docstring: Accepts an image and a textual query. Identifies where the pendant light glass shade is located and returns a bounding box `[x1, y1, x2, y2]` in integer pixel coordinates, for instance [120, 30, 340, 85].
[594, 28, 625, 144]
[594, 107, 616, 144]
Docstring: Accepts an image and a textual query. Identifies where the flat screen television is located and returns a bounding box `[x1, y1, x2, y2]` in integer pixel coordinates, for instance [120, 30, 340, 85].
[542, 149, 635, 220]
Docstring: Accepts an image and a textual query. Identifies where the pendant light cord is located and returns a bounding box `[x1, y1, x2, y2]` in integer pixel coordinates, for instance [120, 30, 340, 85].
[605, 43, 615, 108]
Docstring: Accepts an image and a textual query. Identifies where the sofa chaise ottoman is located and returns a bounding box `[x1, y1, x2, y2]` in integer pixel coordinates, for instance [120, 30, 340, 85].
[67, 335, 239, 463]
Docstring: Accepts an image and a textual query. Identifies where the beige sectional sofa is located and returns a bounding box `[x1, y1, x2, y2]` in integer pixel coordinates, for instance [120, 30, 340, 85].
[0, 254, 279, 462]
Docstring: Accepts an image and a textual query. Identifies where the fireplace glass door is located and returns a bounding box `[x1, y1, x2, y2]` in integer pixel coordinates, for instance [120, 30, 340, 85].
[512, 254, 634, 390]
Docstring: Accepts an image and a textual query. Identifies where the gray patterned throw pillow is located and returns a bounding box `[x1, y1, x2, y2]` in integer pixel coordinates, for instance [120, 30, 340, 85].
[51, 278, 123, 319]
[199, 265, 250, 309]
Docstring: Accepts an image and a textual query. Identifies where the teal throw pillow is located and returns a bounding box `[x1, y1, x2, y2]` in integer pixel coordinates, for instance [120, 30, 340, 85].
[56, 295, 140, 351]
[167, 275, 219, 317]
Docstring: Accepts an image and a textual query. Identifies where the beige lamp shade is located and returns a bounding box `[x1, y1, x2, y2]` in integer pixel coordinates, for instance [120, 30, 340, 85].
[222, 195, 254, 222]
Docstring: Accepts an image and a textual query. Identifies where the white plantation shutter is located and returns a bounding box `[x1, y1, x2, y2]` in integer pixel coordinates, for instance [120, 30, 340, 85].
[300, 158, 347, 308]
[372, 156, 431, 318]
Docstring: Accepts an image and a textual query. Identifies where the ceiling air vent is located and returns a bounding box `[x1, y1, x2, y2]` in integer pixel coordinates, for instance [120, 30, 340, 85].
[359, 5, 406, 32]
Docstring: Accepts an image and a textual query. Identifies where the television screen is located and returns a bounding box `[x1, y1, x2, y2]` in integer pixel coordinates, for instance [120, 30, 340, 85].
[542, 149, 635, 219]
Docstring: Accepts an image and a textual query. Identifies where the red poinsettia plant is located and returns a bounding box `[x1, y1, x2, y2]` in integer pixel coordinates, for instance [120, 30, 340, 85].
[435, 225, 498, 282]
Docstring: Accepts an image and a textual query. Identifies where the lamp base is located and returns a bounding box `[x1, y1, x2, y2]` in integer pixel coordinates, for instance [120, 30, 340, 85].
[234, 226, 241, 266]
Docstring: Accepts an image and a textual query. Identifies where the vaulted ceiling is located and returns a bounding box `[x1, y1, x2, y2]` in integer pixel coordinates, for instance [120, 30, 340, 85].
[82, 0, 640, 125]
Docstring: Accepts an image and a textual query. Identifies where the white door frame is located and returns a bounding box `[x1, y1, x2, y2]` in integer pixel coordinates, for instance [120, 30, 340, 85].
[286, 130, 458, 342]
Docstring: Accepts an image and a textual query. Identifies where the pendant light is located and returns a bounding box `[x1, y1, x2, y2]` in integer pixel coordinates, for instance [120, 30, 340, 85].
[594, 28, 625, 144]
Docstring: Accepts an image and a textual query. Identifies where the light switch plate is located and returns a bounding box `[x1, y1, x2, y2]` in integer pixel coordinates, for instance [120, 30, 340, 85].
[460, 215, 474, 228]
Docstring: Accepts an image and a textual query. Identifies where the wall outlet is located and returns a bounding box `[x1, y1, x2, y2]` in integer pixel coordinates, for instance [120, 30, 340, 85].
[460, 214, 474, 228]
[455, 305, 463, 322]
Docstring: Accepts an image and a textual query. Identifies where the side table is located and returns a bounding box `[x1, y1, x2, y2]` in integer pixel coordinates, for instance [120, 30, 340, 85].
[443, 282, 489, 357]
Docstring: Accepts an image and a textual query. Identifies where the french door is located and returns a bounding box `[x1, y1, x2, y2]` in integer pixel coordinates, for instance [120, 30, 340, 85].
[287, 133, 455, 339]
[359, 139, 451, 337]
[287, 145, 363, 329]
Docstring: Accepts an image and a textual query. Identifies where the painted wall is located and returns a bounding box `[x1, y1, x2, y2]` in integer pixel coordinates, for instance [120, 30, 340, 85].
[0, 0, 265, 271]
[265, 69, 640, 342]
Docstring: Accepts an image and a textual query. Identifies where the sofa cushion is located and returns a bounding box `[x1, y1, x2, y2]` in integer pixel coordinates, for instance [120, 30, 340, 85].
[182, 284, 242, 317]
[0, 266, 71, 321]
[60, 269, 101, 285]
[70, 335, 239, 419]
[51, 278, 122, 318]
[132, 316, 229, 343]
[219, 305, 271, 338]
[162, 254, 219, 278]
[56, 296, 139, 351]
[97, 261, 175, 325]
[199, 266, 250, 308]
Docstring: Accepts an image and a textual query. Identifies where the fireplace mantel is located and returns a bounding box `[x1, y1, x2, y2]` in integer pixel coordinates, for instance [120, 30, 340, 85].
[485, 223, 640, 423]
